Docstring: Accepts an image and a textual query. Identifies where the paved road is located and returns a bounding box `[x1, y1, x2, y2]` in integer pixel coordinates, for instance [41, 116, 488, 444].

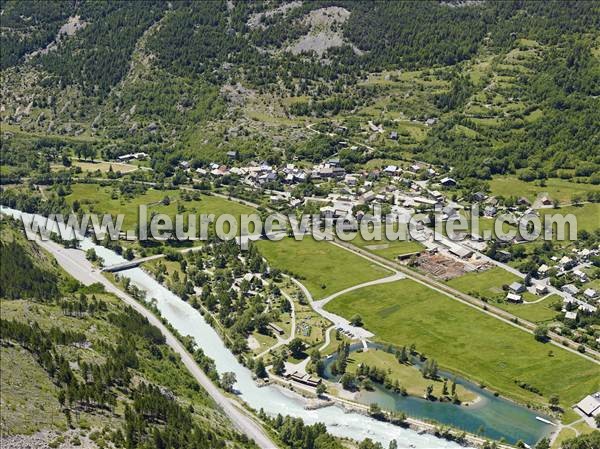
[319, 326, 335, 352]
[290, 276, 372, 340]
[34, 237, 278, 449]
[255, 291, 296, 359]
[171, 190, 600, 362]
[332, 238, 600, 364]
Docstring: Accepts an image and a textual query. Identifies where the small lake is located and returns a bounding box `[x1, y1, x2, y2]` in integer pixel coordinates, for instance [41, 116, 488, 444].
[323, 342, 554, 445]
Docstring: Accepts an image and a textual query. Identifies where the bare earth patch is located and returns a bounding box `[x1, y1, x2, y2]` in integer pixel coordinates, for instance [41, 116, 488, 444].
[287, 7, 362, 57]
[247, 1, 303, 29]
[247, 335, 261, 350]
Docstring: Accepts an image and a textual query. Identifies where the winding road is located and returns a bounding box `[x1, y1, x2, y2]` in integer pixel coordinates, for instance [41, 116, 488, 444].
[32, 236, 279, 449]
[255, 291, 297, 359]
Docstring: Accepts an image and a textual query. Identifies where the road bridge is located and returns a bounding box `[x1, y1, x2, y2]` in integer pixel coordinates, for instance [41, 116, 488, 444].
[101, 254, 164, 272]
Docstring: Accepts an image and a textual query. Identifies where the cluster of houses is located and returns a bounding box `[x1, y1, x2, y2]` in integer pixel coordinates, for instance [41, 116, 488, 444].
[504, 280, 551, 303]
[537, 248, 600, 317]
[178, 154, 457, 193]
[191, 160, 315, 188]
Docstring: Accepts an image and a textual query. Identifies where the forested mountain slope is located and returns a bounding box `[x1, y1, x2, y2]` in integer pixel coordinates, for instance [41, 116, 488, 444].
[1, 1, 598, 182]
[0, 219, 257, 448]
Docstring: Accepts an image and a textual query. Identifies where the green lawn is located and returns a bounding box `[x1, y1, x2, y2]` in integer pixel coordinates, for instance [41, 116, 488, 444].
[256, 237, 391, 300]
[489, 176, 599, 205]
[495, 294, 561, 324]
[324, 279, 600, 407]
[539, 203, 600, 235]
[349, 226, 424, 261]
[458, 210, 516, 239]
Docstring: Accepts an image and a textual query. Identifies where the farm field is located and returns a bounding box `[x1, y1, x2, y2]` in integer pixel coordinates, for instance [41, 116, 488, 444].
[65, 184, 257, 231]
[489, 176, 599, 205]
[256, 237, 390, 300]
[51, 160, 140, 173]
[324, 279, 600, 407]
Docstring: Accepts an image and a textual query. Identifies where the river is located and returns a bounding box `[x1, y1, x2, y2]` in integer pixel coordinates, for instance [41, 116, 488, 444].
[2, 207, 555, 448]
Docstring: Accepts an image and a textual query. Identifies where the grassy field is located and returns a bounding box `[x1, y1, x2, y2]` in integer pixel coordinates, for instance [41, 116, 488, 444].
[489, 176, 599, 204]
[72, 160, 140, 173]
[256, 237, 390, 300]
[249, 331, 278, 357]
[459, 210, 516, 238]
[324, 279, 600, 407]
[350, 227, 424, 261]
[65, 184, 257, 231]
[346, 348, 477, 403]
[539, 203, 600, 235]
[446, 267, 537, 302]
[494, 294, 561, 324]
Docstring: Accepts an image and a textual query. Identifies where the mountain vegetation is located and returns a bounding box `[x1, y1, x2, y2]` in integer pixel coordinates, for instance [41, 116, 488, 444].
[1, 1, 598, 188]
[0, 219, 259, 447]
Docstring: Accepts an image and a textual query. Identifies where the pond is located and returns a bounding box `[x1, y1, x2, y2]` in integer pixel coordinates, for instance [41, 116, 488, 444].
[323, 342, 554, 445]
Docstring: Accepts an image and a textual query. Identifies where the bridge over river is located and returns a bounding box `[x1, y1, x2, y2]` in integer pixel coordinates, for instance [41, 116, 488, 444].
[101, 254, 165, 272]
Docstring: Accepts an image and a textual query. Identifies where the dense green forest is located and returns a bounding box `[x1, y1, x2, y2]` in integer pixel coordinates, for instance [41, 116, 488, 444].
[0, 238, 59, 300]
[0, 0, 73, 69]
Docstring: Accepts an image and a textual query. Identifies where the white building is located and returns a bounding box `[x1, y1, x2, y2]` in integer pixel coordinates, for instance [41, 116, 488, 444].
[575, 392, 600, 417]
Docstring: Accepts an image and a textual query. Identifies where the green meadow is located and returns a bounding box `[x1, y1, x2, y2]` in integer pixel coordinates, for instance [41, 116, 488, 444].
[489, 176, 599, 205]
[495, 294, 562, 324]
[446, 267, 536, 302]
[65, 184, 257, 230]
[325, 279, 600, 407]
[256, 237, 390, 300]
[349, 224, 424, 261]
[539, 203, 600, 235]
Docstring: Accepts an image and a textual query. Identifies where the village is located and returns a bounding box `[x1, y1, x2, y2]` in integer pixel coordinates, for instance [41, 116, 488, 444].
[156, 147, 599, 336]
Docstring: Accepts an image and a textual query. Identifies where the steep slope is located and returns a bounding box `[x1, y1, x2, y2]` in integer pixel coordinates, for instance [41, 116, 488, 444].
[0, 219, 258, 449]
